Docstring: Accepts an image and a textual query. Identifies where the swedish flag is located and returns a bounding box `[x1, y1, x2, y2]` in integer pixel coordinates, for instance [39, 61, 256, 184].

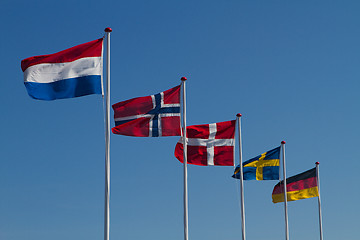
[232, 146, 280, 180]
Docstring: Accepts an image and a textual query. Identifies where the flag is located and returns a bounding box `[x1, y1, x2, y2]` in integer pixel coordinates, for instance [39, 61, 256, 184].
[232, 146, 280, 180]
[174, 120, 236, 166]
[272, 167, 319, 203]
[112, 85, 181, 137]
[21, 38, 103, 100]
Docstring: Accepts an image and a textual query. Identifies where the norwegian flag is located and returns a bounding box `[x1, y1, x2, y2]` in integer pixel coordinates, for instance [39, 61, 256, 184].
[174, 120, 236, 166]
[112, 85, 181, 137]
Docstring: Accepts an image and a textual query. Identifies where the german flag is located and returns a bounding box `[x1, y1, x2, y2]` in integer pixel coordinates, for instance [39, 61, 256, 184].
[272, 167, 319, 203]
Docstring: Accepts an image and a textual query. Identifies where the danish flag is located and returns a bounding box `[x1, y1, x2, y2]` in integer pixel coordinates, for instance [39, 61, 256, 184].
[112, 85, 181, 137]
[174, 120, 236, 166]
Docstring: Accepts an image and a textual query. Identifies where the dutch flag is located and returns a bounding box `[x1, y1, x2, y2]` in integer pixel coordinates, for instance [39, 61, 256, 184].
[21, 38, 103, 100]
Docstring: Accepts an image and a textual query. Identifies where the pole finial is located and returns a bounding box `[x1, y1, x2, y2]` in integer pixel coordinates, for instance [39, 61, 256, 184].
[105, 27, 112, 32]
[315, 162, 320, 165]
[281, 140, 286, 144]
[181, 76, 187, 81]
[236, 113, 242, 117]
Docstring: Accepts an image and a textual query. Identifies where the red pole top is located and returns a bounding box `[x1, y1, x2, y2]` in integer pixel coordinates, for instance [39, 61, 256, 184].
[105, 27, 112, 32]
[181, 77, 187, 81]
[236, 113, 242, 117]
[315, 162, 320, 165]
[281, 141, 286, 144]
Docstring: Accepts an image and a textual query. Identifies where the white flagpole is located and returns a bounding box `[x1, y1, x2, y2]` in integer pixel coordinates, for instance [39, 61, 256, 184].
[281, 141, 289, 240]
[315, 162, 324, 240]
[181, 77, 189, 240]
[104, 27, 112, 240]
[236, 113, 246, 240]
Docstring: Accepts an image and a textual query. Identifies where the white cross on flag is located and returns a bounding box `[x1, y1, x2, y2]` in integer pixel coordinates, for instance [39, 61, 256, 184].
[174, 120, 236, 166]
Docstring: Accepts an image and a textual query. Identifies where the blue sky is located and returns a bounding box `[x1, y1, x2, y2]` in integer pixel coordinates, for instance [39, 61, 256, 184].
[1, 1, 360, 240]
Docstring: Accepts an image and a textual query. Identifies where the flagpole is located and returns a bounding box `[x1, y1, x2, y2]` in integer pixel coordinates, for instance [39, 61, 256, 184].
[281, 141, 289, 240]
[104, 27, 112, 240]
[181, 77, 189, 240]
[236, 113, 246, 240]
[315, 162, 323, 240]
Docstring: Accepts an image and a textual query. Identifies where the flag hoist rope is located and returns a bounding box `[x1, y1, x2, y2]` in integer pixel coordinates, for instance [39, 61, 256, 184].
[104, 27, 112, 240]
[181, 77, 188, 240]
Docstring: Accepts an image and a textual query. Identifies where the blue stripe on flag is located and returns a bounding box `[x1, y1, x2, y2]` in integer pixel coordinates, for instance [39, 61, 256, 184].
[243, 167, 257, 180]
[24, 75, 102, 100]
[150, 93, 161, 137]
[115, 119, 133, 126]
[262, 166, 280, 180]
[148, 106, 181, 114]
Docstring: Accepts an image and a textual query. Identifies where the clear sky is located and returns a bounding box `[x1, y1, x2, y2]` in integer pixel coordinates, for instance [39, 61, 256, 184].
[1, 1, 359, 240]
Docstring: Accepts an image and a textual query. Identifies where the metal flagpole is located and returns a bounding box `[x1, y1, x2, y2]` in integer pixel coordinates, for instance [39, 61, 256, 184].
[315, 162, 323, 240]
[281, 141, 289, 240]
[104, 27, 112, 240]
[236, 113, 246, 240]
[181, 77, 188, 240]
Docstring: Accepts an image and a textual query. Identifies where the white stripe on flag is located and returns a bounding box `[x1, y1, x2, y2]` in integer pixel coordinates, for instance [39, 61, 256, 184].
[149, 116, 153, 137]
[114, 113, 180, 122]
[158, 116, 162, 137]
[178, 138, 234, 147]
[163, 103, 180, 107]
[157, 93, 163, 136]
[207, 123, 217, 165]
[24, 57, 102, 83]
[151, 95, 156, 109]
[160, 92, 164, 107]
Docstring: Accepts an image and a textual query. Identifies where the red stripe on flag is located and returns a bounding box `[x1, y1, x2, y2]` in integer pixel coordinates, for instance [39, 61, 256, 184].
[21, 38, 103, 71]
[113, 96, 153, 118]
[112, 118, 150, 137]
[272, 176, 317, 195]
[187, 146, 208, 166]
[187, 124, 210, 139]
[175, 144, 209, 166]
[214, 146, 234, 166]
[161, 116, 181, 136]
[163, 85, 180, 104]
[215, 120, 236, 139]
